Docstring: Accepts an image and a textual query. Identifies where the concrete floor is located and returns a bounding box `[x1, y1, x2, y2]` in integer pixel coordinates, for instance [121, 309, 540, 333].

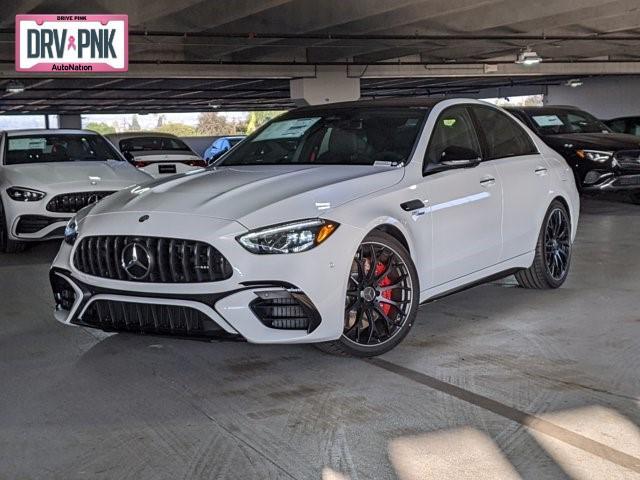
[1, 197, 639, 480]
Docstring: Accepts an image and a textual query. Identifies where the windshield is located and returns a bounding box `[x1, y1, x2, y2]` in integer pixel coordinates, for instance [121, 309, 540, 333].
[526, 110, 611, 135]
[5, 134, 122, 165]
[119, 136, 191, 153]
[217, 108, 427, 166]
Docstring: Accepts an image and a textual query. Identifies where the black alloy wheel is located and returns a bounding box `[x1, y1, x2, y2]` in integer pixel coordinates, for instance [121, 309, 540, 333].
[515, 200, 572, 289]
[544, 208, 571, 281]
[316, 231, 419, 357]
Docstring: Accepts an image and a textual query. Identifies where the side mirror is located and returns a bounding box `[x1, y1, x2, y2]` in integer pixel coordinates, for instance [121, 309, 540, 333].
[439, 146, 481, 167]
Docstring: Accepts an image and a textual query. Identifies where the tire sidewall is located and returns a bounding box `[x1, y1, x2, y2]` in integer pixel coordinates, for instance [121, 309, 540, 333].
[337, 231, 420, 357]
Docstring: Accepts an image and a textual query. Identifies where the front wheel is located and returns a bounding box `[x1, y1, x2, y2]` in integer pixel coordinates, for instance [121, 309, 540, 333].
[515, 200, 572, 289]
[316, 231, 419, 357]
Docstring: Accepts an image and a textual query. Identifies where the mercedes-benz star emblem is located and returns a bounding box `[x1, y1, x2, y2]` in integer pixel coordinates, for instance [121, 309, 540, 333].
[121, 242, 153, 280]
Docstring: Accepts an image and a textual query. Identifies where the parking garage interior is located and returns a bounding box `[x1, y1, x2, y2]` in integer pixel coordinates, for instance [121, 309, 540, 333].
[1, 1, 640, 479]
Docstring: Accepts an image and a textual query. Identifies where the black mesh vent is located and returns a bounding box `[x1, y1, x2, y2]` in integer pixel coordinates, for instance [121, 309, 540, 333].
[51, 275, 76, 312]
[77, 300, 223, 337]
[46, 191, 115, 213]
[16, 215, 70, 234]
[250, 291, 320, 331]
[73, 236, 233, 283]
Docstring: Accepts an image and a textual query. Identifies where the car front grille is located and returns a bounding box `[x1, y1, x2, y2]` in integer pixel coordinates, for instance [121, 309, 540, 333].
[16, 215, 70, 234]
[250, 290, 320, 331]
[73, 236, 233, 283]
[76, 299, 224, 337]
[46, 191, 116, 213]
[614, 151, 640, 171]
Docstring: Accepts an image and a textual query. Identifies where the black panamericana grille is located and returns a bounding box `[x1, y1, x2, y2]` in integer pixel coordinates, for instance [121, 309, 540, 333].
[46, 191, 116, 213]
[77, 300, 224, 337]
[73, 236, 233, 283]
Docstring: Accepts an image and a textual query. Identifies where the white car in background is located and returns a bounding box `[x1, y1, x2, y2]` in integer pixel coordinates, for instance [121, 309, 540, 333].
[51, 99, 579, 356]
[0, 129, 152, 253]
[107, 132, 207, 178]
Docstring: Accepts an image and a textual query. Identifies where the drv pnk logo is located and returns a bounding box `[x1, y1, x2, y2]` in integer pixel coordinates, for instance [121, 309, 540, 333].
[16, 14, 128, 72]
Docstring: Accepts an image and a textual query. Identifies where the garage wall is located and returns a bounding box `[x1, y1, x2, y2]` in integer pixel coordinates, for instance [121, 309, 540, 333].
[546, 76, 640, 120]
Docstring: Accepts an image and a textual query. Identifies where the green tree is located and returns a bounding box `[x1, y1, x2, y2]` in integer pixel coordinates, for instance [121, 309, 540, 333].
[129, 114, 142, 131]
[196, 112, 237, 135]
[85, 122, 116, 135]
[246, 111, 285, 133]
[154, 122, 197, 137]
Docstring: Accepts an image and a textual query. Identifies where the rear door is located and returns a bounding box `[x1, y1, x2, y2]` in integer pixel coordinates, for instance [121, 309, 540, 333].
[470, 105, 549, 260]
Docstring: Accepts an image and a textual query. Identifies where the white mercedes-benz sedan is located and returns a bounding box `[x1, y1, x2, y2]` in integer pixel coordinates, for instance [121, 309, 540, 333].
[50, 99, 579, 356]
[106, 132, 207, 178]
[1, 129, 152, 253]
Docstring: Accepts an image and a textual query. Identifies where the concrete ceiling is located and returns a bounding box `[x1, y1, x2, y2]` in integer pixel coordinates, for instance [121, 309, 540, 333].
[1, 0, 640, 112]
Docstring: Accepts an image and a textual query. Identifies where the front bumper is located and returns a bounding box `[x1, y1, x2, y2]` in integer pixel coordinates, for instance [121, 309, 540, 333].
[49, 211, 361, 344]
[581, 172, 640, 192]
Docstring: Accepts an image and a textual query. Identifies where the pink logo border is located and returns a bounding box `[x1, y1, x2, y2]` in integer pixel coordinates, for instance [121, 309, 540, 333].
[15, 14, 129, 72]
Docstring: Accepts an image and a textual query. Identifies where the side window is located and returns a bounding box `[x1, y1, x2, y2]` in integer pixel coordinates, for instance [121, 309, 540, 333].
[607, 119, 627, 134]
[629, 119, 640, 136]
[424, 106, 481, 174]
[471, 106, 538, 160]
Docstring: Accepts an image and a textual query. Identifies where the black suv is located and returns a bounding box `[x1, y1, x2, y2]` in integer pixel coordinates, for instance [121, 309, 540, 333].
[506, 106, 640, 203]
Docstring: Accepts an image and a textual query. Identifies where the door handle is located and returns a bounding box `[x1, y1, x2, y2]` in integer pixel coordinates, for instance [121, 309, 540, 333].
[535, 166, 548, 176]
[400, 199, 426, 211]
[479, 177, 496, 187]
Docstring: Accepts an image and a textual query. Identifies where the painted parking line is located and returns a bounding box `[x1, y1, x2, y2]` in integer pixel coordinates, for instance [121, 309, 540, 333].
[366, 358, 640, 475]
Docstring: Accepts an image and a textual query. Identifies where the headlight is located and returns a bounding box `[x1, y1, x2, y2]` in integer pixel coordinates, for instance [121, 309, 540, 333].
[64, 218, 78, 245]
[237, 219, 339, 254]
[576, 150, 613, 162]
[6, 187, 46, 201]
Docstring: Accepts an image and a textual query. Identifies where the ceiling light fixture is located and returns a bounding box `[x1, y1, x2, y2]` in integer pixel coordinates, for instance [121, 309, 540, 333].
[515, 47, 542, 65]
[6, 80, 25, 93]
[566, 78, 583, 88]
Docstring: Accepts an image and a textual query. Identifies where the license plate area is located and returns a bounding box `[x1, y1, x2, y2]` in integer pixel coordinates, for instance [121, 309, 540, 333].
[158, 164, 177, 174]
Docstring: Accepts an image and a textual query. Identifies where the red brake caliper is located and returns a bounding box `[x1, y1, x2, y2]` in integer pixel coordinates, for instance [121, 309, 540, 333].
[374, 262, 392, 315]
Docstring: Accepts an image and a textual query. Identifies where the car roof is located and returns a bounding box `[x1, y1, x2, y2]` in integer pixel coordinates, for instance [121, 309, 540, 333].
[2, 128, 102, 136]
[106, 132, 180, 140]
[292, 97, 444, 112]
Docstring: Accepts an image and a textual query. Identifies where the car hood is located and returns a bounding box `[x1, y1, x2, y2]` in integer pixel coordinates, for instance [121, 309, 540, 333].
[542, 132, 640, 151]
[90, 164, 404, 228]
[2, 160, 152, 189]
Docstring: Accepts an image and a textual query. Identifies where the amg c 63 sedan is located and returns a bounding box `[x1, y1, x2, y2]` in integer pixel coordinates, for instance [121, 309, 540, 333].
[50, 99, 580, 356]
[1, 129, 153, 253]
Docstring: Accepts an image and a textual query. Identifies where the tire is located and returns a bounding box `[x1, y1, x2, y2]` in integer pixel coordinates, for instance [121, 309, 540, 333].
[315, 231, 420, 357]
[515, 200, 572, 289]
[0, 200, 26, 254]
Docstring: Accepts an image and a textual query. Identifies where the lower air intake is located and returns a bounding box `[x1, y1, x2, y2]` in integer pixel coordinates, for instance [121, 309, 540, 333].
[250, 290, 320, 331]
[77, 300, 224, 338]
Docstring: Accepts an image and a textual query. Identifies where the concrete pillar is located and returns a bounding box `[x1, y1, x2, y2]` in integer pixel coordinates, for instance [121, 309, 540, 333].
[58, 114, 82, 129]
[546, 76, 640, 119]
[290, 66, 360, 106]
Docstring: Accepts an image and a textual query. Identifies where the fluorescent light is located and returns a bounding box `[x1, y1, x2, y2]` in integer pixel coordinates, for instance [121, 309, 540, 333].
[6, 80, 25, 93]
[566, 79, 583, 88]
[515, 47, 542, 65]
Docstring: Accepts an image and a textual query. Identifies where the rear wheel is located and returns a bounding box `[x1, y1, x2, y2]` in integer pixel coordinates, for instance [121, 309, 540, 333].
[515, 200, 571, 289]
[0, 200, 26, 254]
[316, 231, 419, 357]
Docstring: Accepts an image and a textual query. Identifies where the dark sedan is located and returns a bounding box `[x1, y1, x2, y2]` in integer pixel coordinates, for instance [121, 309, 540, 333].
[507, 106, 640, 203]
